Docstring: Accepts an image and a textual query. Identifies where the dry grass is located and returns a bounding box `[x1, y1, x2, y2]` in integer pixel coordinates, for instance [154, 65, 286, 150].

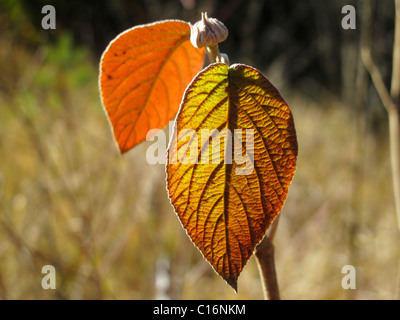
[0, 28, 399, 300]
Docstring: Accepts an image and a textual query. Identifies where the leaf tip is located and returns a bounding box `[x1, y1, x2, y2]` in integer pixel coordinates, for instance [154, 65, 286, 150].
[225, 277, 238, 293]
[119, 146, 128, 155]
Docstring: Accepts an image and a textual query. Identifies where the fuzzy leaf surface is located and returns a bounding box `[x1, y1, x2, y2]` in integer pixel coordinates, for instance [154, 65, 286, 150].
[100, 20, 205, 153]
[167, 63, 298, 290]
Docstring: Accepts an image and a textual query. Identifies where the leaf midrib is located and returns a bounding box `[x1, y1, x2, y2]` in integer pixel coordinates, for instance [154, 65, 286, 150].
[121, 31, 190, 151]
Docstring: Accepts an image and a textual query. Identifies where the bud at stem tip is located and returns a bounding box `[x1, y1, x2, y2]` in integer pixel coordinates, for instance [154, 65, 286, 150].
[190, 12, 228, 49]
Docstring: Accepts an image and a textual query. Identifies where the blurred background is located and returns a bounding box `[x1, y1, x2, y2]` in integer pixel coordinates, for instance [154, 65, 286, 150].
[0, 0, 399, 299]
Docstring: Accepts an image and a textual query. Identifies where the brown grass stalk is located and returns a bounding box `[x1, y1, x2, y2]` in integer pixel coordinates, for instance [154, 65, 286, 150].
[361, 0, 400, 231]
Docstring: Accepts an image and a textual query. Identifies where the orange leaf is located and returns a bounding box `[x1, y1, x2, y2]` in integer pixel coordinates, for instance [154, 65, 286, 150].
[166, 63, 298, 290]
[99, 20, 205, 153]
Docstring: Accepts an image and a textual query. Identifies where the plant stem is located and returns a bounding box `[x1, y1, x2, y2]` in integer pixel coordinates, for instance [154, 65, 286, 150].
[391, 0, 400, 102]
[255, 217, 280, 300]
[361, 0, 400, 298]
[390, 0, 400, 231]
[391, 0, 400, 299]
[206, 44, 219, 63]
[205, 44, 229, 65]
[361, 0, 400, 231]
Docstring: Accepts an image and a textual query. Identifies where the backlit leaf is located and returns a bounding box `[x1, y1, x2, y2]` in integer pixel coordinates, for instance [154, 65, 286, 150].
[99, 20, 205, 153]
[166, 63, 298, 290]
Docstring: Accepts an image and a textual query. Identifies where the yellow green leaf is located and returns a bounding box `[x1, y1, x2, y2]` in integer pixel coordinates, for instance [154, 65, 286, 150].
[166, 63, 298, 290]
